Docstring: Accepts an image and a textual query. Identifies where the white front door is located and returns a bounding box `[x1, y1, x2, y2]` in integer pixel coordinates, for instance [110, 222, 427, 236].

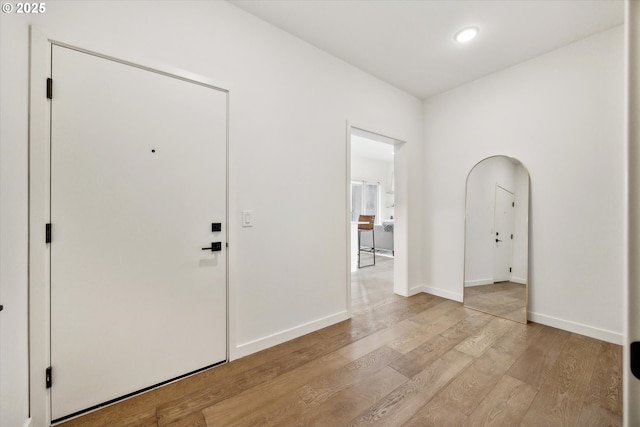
[493, 185, 515, 282]
[50, 45, 227, 421]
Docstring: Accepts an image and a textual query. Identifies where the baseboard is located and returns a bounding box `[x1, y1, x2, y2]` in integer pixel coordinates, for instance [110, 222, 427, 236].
[420, 285, 463, 302]
[464, 278, 493, 287]
[528, 311, 623, 345]
[232, 311, 350, 360]
[407, 285, 426, 296]
[23, 418, 32, 427]
[465, 278, 527, 286]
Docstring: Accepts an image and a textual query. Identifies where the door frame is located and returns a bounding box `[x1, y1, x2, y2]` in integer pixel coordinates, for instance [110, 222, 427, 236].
[28, 27, 231, 426]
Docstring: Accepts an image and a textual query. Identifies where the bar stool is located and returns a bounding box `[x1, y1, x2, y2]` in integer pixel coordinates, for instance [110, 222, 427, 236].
[357, 214, 376, 268]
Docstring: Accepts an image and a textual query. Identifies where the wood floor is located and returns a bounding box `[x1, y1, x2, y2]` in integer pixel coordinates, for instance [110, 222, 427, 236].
[464, 281, 527, 323]
[60, 256, 622, 426]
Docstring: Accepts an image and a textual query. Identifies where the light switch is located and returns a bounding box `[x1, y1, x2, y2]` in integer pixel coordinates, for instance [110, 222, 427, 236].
[242, 210, 252, 227]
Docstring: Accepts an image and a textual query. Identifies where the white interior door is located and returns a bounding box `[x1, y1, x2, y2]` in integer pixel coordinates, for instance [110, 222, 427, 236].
[493, 185, 515, 282]
[50, 45, 227, 421]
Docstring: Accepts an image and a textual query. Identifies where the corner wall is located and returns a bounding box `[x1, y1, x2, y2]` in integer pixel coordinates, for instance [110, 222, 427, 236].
[422, 26, 625, 343]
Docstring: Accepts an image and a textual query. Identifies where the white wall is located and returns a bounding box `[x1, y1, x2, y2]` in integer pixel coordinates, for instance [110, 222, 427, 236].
[0, 2, 423, 425]
[351, 155, 394, 221]
[0, 10, 31, 427]
[423, 26, 625, 343]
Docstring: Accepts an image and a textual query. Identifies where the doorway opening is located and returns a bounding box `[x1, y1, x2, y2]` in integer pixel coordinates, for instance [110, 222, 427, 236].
[349, 127, 397, 311]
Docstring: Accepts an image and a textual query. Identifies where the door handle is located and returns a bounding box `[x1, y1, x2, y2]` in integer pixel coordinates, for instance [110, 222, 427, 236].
[632, 342, 640, 380]
[202, 242, 222, 252]
[496, 239, 502, 242]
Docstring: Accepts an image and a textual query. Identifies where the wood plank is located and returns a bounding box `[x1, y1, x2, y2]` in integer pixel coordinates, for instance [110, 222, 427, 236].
[176, 351, 348, 426]
[335, 318, 419, 361]
[576, 341, 623, 427]
[157, 326, 357, 425]
[461, 375, 536, 427]
[389, 317, 470, 379]
[464, 282, 527, 323]
[507, 324, 571, 389]
[387, 314, 461, 354]
[406, 321, 529, 425]
[200, 345, 399, 426]
[491, 321, 544, 358]
[520, 333, 601, 427]
[297, 345, 402, 406]
[406, 299, 465, 325]
[336, 293, 470, 366]
[58, 395, 158, 427]
[454, 316, 513, 358]
[204, 390, 307, 427]
[349, 292, 446, 339]
[277, 366, 408, 427]
[577, 406, 623, 427]
[308, 366, 407, 426]
[402, 397, 468, 427]
[418, 346, 517, 417]
[348, 349, 474, 426]
[200, 346, 402, 426]
[203, 347, 406, 426]
[162, 411, 206, 427]
[400, 322, 548, 427]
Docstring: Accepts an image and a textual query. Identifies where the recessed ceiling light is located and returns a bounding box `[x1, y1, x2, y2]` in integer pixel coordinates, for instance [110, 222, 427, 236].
[454, 27, 479, 43]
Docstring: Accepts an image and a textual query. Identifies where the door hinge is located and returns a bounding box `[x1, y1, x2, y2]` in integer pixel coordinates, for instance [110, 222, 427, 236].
[46, 78, 53, 99]
[509, 267, 512, 273]
[45, 223, 52, 243]
[512, 202, 515, 207]
[46, 367, 52, 388]
[511, 234, 513, 239]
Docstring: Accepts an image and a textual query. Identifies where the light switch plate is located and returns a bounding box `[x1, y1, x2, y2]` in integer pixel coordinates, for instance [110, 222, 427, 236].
[242, 210, 252, 227]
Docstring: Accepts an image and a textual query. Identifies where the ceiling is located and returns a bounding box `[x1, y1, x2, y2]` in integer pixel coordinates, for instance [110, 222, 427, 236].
[230, 0, 624, 99]
[351, 130, 394, 163]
